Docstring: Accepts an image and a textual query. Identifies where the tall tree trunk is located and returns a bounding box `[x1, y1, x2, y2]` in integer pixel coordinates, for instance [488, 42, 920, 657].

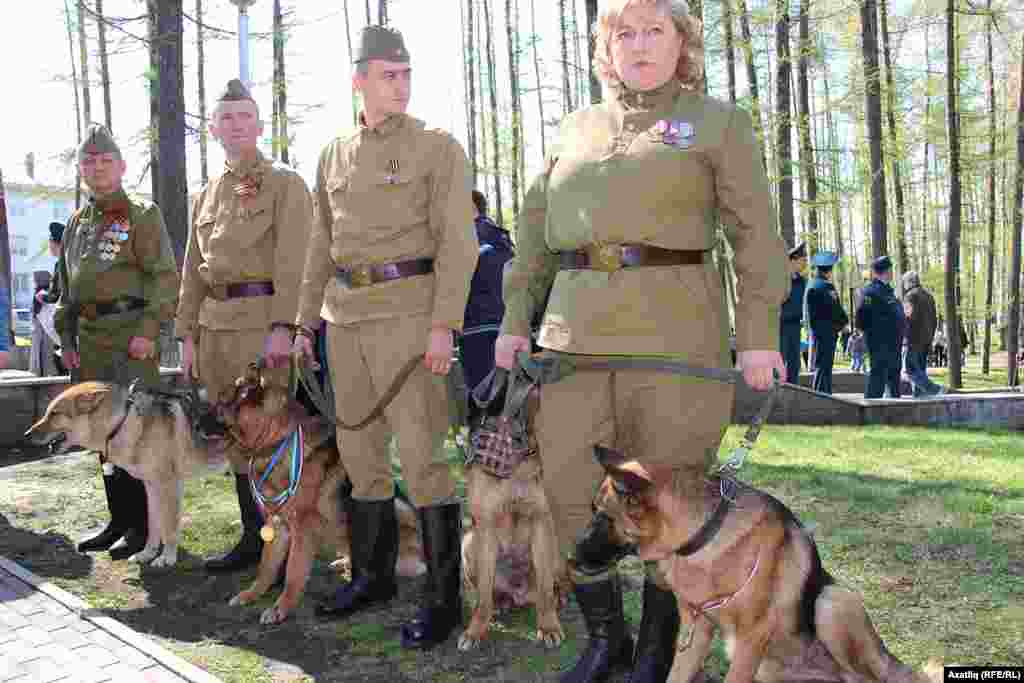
[724, 0, 736, 104]
[378, 0, 387, 25]
[1008, 35, 1024, 386]
[77, 0, 92, 127]
[64, 0, 83, 208]
[344, 0, 358, 125]
[921, 23, 931, 273]
[273, 0, 289, 164]
[196, 0, 208, 185]
[879, 0, 907, 274]
[944, 0, 962, 388]
[365, 0, 371, 24]
[505, 0, 520, 220]
[157, 0, 188, 265]
[738, 0, 766, 170]
[147, 1, 159, 201]
[530, 0, 547, 159]
[571, 0, 584, 105]
[559, 0, 573, 114]
[823, 62, 844, 278]
[775, 0, 795, 246]
[796, 0, 818, 248]
[482, 0, 504, 225]
[95, 0, 112, 130]
[861, 0, 887, 258]
[477, 3, 490, 202]
[585, 0, 600, 103]
[462, 0, 478, 183]
[982, 0, 996, 374]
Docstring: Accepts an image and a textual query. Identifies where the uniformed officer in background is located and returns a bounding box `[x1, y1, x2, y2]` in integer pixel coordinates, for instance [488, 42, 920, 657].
[55, 124, 179, 560]
[804, 250, 847, 395]
[779, 241, 807, 384]
[175, 78, 314, 573]
[856, 255, 905, 399]
[293, 26, 478, 650]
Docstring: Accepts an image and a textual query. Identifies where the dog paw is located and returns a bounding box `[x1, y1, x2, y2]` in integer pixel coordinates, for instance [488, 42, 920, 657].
[229, 591, 258, 607]
[457, 630, 485, 651]
[129, 546, 161, 564]
[260, 606, 289, 625]
[149, 551, 178, 569]
[537, 627, 564, 649]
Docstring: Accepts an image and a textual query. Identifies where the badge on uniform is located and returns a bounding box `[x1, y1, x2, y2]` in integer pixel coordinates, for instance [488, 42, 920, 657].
[385, 159, 400, 184]
[654, 119, 695, 149]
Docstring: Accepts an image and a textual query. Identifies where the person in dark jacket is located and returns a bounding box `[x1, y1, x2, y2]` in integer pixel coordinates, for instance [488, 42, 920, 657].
[805, 251, 847, 394]
[461, 190, 514, 414]
[901, 271, 944, 397]
[856, 255, 905, 398]
[779, 242, 807, 384]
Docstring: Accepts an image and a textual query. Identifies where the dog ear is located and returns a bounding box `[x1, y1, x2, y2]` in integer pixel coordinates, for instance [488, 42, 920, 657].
[594, 446, 653, 497]
[593, 445, 628, 470]
[74, 386, 112, 415]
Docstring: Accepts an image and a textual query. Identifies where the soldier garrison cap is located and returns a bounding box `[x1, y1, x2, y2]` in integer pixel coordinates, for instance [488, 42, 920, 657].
[811, 251, 838, 268]
[217, 78, 256, 103]
[788, 242, 807, 260]
[871, 255, 893, 273]
[354, 25, 410, 64]
[78, 124, 122, 162]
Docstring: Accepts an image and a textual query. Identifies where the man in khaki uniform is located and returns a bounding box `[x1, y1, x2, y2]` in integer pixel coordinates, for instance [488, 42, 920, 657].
[175, 79, 314, 573]
[55, 124, 179, 561]
[293, 26, 477, 650]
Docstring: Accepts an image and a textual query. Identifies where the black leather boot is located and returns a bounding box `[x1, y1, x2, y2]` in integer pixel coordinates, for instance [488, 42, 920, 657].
[205, 474, 264, 572]
[560, 511, 635, 683]
[77, 466, 126, 552]
[108, 468, 150, 561]
[400, 503, 463, 650]
[316, 497, 399, 618]
[625, 575, 681, 683]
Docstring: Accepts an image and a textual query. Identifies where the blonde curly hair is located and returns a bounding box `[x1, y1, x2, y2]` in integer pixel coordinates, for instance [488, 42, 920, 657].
[593, 0, 705, 93]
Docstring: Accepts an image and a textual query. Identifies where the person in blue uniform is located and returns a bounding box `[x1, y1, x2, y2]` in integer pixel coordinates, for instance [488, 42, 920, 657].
[855, 255, 905, 399]
[805, 251, 847, 394]
[779, 242, 808, 384]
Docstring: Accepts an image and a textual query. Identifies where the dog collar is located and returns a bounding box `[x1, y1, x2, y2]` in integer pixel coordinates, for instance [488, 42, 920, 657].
[674, 492, 732, 557]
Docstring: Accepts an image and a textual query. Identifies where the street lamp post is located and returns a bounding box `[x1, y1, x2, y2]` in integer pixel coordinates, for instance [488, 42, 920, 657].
[228, 0, 259, 86]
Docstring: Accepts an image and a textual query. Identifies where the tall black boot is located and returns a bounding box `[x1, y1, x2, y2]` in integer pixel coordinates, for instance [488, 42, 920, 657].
[77, 465, 127, 552]
[205, 474, 264, 572]
[400, 503, 463, 650]
[625, 575, 681, 683]
[109, 469, 149, 561]
[560, 511, 635, 683]
[316, 497, 399, 618]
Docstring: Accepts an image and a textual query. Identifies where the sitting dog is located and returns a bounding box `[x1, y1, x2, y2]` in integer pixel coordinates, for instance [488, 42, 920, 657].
[26, 381, 230, 568]
[217, 365, 424, 625]
[458, 369, 567, 651]
[593, 446, 928, 683]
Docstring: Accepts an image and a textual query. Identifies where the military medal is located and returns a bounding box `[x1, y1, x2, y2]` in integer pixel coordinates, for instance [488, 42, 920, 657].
[385, 159, 400, 184]
[261, 517, 277, 543]
[234, 175, 260, 198]
[655, 119, 696, 149]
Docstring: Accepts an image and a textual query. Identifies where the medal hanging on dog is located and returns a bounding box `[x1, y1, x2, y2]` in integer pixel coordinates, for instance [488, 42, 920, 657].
[249, 425, 305, 543]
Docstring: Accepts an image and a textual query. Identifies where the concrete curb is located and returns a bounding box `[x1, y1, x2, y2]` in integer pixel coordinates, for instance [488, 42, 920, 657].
[0, 555, 223, 683]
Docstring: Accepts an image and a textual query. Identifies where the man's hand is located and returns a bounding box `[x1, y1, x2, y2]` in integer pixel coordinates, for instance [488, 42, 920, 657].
[128, 336, 155, 361]
[264, 327, 293, 369]
[495, 335, 530, 370]
[292, 333, 318, 370]
[737, 349, 785, 391]
[62, 348, 80, 369]
[424, 327, 454, 375]
[181, 335, 195, 378]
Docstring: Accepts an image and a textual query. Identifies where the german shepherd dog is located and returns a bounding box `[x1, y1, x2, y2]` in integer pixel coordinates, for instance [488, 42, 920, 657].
[26, 381, 231, 568]
[216, 365, 424, 625]
[592, 446, 928, 683]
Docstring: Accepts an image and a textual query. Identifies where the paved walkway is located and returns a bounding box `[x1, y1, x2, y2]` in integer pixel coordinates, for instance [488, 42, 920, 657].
[0, 557, 222, 683]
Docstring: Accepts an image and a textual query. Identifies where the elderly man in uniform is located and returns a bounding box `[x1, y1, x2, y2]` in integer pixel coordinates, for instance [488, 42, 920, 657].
[292, 26, 478, 650]
[855, 255, 905, 399]
[779, 241, 807, 384]
[175, 79, 314, 573]
[804, 250, 847, 395]
[55, 124, 179, 560]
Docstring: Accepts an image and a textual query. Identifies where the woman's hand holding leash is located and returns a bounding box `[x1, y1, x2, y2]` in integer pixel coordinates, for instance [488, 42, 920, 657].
[738, 350, 785, 391]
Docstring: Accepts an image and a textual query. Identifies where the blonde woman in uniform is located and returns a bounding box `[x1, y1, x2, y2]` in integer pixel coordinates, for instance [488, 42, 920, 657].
[494, 1, 788, 682]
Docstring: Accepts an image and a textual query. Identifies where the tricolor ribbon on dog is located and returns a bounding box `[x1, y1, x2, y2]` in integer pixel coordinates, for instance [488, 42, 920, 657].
[249, 425, 305, 542]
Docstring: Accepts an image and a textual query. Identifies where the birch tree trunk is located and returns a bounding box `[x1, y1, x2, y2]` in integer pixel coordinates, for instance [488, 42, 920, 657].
[77, 0, 92, 127]
[879, 0, 908, 273]
[559, 0, 573, 114]
[273, 0, 289, 164]
[585, 0, 600, 103]
[944, 0, 963, 388]
[1007, 33, 1024, 386]
[64, 0, 83, 208]
[196, 0, 209, 185]
[530, 0, 547, 159]
[96, 0, 112, 130]
[738, 0, 766, 170]
[982, 0, 996, 374]
[505, 0, 521, 219]
[775, 0, 795, 247]
[797, 0, 818, 248]
[483, 0, 504, 225]
[861, 0, 888, 258]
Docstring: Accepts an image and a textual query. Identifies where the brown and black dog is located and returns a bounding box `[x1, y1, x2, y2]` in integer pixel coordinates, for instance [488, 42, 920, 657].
[218, 366, 424, 625]
[593, 446, 928, 683]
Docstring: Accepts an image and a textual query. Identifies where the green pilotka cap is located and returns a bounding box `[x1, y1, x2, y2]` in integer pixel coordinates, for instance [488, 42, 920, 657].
[78, 124, 122, 162]
[354, 25, 410, 64]
[217, 78, 256, 103]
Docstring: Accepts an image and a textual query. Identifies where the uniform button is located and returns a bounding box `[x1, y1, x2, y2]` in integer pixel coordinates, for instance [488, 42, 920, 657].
[625, 124, 636, 132]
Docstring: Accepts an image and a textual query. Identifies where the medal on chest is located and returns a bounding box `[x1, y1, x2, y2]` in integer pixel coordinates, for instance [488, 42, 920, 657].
[654, 119, 696, 149]
[385, 159, 400, 184]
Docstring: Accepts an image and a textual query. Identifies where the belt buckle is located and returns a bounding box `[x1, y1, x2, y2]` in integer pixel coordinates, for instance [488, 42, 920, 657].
[350, 266, 373, 288]
[210, 284, 228, 301]
[588, 244, 622, 272]
[80, 303, 98, 321]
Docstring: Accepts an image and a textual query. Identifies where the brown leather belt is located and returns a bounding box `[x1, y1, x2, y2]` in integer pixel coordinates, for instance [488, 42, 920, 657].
[337, 258, 434, 288]
[209, 281, 275, 301]
[80, 297, 147, 321]
[559, 244, 706, 272]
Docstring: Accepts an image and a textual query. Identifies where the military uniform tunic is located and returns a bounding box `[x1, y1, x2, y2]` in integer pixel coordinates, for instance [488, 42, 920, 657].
[174, 151, 313, 410]
[855, 278, 905, 398]
[296, 113, 477, 507]
[501, 80, 788, 557]
[55, 189, 179, 386]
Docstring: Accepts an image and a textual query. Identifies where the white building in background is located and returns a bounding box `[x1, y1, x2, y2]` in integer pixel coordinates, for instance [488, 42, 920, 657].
[5, 173, 75, 309]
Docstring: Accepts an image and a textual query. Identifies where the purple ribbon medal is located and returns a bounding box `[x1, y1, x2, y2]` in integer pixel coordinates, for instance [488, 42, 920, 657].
[655, 119, 695, 149]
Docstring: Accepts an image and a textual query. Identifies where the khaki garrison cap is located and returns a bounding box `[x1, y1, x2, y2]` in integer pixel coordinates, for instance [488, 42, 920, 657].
[217, 78, 256, 103]
[78, 124, 122, 162]
[354, 25, 410, 64]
